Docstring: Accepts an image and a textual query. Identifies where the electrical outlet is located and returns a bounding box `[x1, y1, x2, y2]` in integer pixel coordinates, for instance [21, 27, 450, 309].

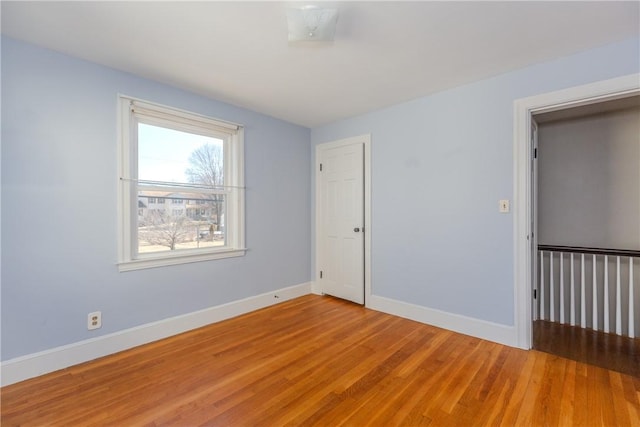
[88, 311, 102, 330]
[499, 199, 510, 213]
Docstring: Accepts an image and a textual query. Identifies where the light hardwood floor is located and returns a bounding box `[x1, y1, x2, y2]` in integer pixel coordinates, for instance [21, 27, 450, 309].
[2, 294, 639, 426]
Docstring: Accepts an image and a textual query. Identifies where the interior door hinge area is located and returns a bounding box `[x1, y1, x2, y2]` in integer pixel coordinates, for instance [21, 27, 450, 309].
[319, 163, 323, 172]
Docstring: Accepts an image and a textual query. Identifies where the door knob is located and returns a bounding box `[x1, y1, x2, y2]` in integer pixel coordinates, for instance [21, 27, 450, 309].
[354, 227, 360, 232]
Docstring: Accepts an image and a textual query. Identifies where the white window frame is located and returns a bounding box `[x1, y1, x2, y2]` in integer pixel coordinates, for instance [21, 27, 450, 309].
[117, 95, 245, 271]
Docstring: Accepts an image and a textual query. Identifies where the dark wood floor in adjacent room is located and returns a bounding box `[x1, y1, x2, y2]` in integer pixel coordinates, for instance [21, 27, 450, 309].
[2, 295, 639, 426]
[533, 319, 640, 378]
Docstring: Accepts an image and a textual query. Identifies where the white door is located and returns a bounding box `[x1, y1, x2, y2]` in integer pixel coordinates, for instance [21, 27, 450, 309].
[317, 142, 365, 304]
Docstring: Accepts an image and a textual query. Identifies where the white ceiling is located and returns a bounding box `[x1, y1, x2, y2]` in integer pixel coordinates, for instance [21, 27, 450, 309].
[2, 1, 639, 128]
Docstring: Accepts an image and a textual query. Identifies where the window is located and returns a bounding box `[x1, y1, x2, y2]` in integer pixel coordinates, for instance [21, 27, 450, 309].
[118, 96, 245, 271]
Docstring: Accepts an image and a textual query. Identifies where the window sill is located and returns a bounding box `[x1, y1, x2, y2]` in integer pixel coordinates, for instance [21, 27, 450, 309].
[118, 248, 247, 272]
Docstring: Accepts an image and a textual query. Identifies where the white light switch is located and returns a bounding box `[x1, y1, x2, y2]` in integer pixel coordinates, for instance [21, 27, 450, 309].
[499, 199, 510, 213]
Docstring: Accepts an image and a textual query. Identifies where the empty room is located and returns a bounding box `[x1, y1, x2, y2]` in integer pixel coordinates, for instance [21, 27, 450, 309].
[1, 1, 639, 425]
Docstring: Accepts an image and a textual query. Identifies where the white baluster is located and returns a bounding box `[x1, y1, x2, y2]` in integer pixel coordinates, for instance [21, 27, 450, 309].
[581, 254, 586, 328]
[604, 255, 609, 333]
[629, 257, 635, 338]
[616, 256, 622, 335]
[570, 253, 576, 326]
[550, 252, 555, 322]
[560, 253, 565, 324]
[540, 251, 545, 321]
[592, 254, 597, 331]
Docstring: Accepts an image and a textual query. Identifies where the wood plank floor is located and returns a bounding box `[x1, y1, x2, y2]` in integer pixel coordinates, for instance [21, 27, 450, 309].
[533, 320, 640, 378]
[2, 294, 639, 426]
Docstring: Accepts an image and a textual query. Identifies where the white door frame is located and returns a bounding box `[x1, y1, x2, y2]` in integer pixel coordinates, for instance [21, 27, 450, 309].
[315, 134, 372, 305]
[513, 73, 640, 349]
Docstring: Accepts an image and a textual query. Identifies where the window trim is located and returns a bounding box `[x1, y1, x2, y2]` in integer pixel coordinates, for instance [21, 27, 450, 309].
[117, 95, 245, 271]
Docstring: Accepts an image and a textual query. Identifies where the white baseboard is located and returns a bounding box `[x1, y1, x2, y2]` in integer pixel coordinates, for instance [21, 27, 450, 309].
[1, 282, 311, 387]
[367, 295, 517, 347]
[310, 280, 323, 295]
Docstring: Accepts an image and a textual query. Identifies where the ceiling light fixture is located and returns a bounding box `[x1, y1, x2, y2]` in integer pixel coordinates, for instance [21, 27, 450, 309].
[287, 5, 338, 43]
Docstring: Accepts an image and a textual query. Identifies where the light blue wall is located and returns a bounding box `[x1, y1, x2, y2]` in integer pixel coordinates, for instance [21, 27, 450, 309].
[1, 37, 311, 360]
[311, 37, 640, 327]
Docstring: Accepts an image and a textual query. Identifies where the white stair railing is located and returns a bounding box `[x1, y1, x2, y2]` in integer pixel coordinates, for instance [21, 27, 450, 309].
[537, 245, 639, 339]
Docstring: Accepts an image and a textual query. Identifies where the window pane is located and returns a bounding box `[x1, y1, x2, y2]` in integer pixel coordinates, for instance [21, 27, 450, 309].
[138, 192, 226, 254]
[138, 123, 224, 185]
[137, 123, 226, 254]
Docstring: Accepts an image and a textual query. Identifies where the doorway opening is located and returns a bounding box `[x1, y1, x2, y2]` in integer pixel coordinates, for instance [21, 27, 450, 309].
[531, 96, 640, 376]
[513, 74, 640, 362]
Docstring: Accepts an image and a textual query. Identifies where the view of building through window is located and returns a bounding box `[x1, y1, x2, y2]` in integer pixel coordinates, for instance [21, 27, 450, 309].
[137, 123, 226, 253]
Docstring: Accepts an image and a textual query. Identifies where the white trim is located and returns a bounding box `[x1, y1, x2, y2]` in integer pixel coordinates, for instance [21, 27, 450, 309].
[368, 295, 516, 347]
[0, 282, 311, 386]
[513, 74, 640, 349]
[364, 136, 372, 303]
[310, 280, 323, 295]
[116, 95, 132, 265]
[314, 134, 372, 305]
[118, 248, 248, 271]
